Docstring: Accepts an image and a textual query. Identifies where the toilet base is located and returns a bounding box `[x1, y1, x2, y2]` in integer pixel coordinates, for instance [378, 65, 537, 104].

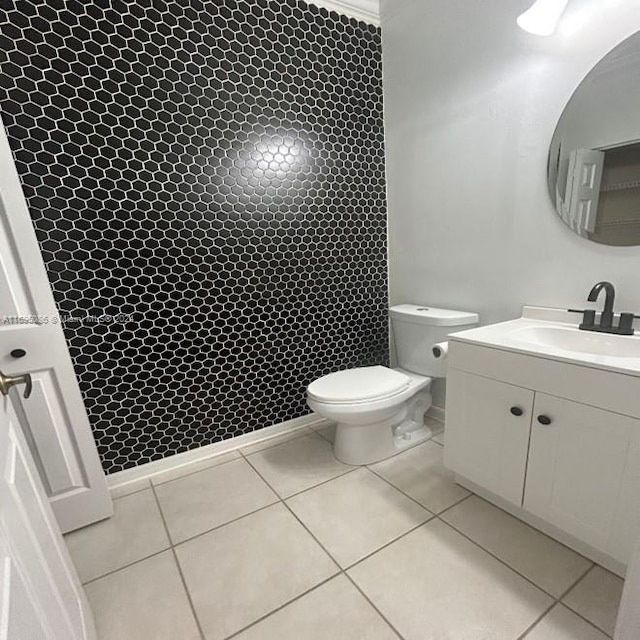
[333, 388, 433, 465]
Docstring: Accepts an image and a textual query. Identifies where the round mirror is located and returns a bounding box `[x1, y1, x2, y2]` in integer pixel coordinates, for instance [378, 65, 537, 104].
[548, 31, 640, 246]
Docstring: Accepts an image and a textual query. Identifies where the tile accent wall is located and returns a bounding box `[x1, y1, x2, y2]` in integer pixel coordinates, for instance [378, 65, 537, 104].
[0, 0, 387, 473]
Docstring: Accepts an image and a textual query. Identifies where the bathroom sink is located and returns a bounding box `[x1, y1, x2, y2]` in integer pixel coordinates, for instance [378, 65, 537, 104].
[508, 325, 640, 358]
[448, 306, 640, 376]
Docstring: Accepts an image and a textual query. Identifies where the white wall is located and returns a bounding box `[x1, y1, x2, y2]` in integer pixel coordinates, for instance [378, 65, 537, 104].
[381, 0, 640, 406]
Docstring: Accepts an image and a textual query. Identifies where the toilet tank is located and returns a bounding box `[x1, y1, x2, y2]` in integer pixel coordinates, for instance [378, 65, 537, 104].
[390, 304, 479, 377]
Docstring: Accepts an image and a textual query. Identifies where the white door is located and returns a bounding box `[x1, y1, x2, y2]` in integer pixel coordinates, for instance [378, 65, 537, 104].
[565, 148, 604, 235]
[0, 380, 96, 640]
[0, 119, 111, 532]
[524, 394, 640, 558]
[444, 369, 534, 506]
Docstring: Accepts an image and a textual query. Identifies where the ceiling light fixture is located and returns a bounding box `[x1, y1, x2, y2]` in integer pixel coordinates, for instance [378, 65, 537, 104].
[517, 0, 569, 36]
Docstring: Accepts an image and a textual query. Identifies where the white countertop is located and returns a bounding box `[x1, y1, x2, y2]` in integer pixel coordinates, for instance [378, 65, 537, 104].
[448, 306, 640, 378]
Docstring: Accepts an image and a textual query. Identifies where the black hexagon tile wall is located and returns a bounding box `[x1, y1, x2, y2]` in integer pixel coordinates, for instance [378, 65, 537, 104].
[0, 0, 387, 473]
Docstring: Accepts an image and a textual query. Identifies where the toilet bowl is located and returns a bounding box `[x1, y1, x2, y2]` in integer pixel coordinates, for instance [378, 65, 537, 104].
[306, 304, 479, 465]
[307, 366, 433, 465]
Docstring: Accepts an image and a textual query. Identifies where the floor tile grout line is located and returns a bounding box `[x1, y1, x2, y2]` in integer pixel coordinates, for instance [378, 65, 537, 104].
[434, 517, 583, 603]
[111, 454, 241, 496]
[80, 546, 171, 587]
[342, 573, 405, 640]
[172, 500, 281, 548]
[223, 574, 339, 639]
[242, 447, 430, 571]
[420, 427, 615, 637]
[109, 425, 320, 496]
[552, 603, 614, 639]
[516, 564, 594, 640]
[515, 600, 558, 640]
[168, 547, 207, 640]
[243, 441, 590, 629]
[149, 452, 243, 488]
[149, 482, 207, 640]
[278, 465, 361, 500]
[171, 496, 282, 547]
[110, 483, 152, 501]
[358, 464, 604, 614]
[281, 503, 412, 640]
[115, 457, 237, 496]
[432, 491, 474, 518]
[517, 564, 606, 640]
[280, 492, 408, 639]
[435, 488, 594, 564]
[559, 565, 617, 638]
[240, 450, 409, 639]
[242, 448, 430, 640]
[237, 444, 360, 500]
[113, 436, 305, 496]
[366, 463, 462, 516]
[112, 469, 282, 551]
[342, 517, 434, 572]
[99, 439, 615, 640]
[79, 501, 284, 608]
[92, 484, 611, 640]
[99, 445, 358, 578]
[548, 556, 597, 603]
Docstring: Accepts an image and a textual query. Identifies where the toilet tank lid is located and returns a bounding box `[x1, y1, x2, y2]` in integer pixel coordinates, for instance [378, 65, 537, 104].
[390, 304, 479, 327]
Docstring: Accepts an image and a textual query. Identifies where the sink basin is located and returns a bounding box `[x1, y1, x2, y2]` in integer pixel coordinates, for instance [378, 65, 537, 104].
[509, 325, 640, 358]
[448, 307, 640, 376]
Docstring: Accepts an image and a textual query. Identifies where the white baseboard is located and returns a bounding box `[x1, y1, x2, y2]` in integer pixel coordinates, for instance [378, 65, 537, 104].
[426, 405, 445, 423]
[107, 414, 328, 491]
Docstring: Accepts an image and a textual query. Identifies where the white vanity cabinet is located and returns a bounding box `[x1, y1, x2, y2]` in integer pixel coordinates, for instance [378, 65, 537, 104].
[444, 369, 534, 506]
[526, 393, 640, 564]
[445, 339, 640, 572]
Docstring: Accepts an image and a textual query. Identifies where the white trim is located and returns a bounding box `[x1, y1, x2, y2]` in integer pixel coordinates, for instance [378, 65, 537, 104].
[107, 414, 328, 489]
[426, 405, 445, 423]
[303, 0, 380, 26]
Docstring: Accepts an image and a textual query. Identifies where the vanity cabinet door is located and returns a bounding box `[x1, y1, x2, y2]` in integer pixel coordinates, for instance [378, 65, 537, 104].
[444, 369, 534, 506]
[525, 393, 640, 558]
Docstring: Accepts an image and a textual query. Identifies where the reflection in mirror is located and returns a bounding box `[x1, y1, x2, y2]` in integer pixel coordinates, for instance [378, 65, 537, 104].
[548, 31, 640, 246]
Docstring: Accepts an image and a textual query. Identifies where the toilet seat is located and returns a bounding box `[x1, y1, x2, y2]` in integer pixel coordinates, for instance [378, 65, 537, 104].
[307, 366, 411, 405]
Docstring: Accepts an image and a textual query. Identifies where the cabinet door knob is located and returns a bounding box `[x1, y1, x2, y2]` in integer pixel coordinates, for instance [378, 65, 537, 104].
[10, 349, 26, 358]
[510, 406, 524, 416]
[537, 415, 552, 425]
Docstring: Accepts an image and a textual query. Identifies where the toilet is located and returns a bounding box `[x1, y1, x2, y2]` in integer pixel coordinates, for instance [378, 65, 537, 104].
[306, 304, 479, 465]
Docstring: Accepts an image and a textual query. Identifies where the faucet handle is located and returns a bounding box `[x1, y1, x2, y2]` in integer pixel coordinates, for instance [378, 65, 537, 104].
[618, 313, 637, 334]
[579, 309, 596, 330]
[568, 308, 596, 329]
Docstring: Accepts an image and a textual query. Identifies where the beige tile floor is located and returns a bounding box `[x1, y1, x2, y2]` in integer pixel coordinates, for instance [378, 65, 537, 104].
[67, 420, 623, 640]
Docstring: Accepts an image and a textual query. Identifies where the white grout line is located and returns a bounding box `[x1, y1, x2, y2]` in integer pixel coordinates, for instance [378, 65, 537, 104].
[149, 482, 207, 640]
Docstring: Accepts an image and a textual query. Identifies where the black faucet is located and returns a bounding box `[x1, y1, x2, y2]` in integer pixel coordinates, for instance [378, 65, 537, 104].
[571, 281, 637, 335]
[587, 281, 615, 329]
